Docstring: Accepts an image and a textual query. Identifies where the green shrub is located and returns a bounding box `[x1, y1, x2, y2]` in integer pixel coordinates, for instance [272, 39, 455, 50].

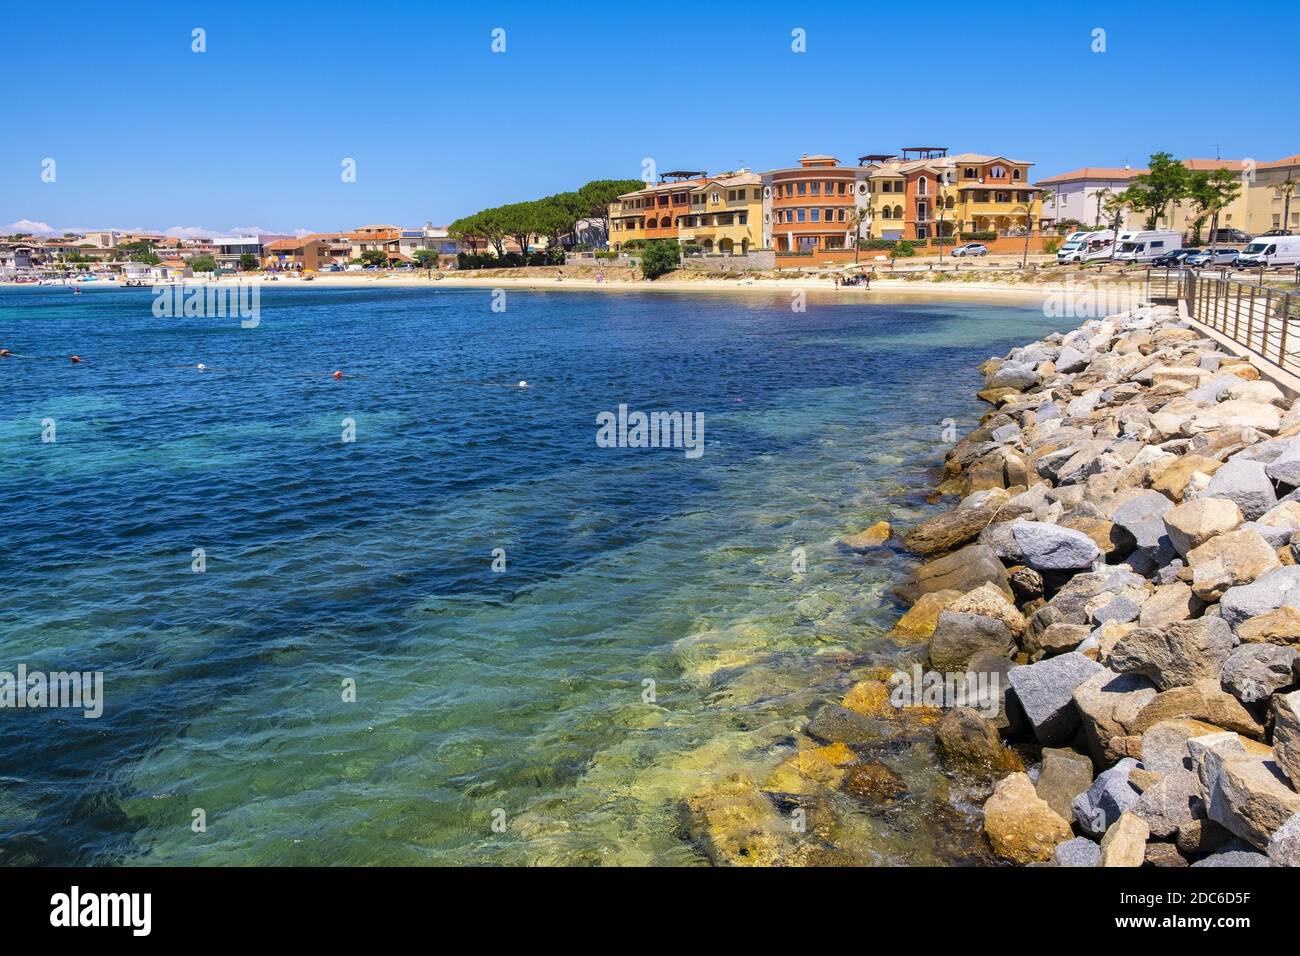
[640, 239, 680, 280]
[893, 240, 918, 258]
[960, 230, 997, 241]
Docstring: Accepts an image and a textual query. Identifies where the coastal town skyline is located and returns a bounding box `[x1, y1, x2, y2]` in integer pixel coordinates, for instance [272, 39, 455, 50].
[4, 2, 1297, 235]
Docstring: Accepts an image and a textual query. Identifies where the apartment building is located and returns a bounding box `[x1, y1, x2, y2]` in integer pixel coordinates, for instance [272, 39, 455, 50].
[762, 154, 870, 254]
[1247, 154, 1299, 235]
[858, 148, 1042, 241]
[608, 172, 709, 250]
[1035, 167, 1143, 230]
[678, 172, 763, 254]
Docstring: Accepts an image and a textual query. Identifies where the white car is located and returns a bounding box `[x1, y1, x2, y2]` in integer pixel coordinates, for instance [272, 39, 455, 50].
[951, 243, 988, 257]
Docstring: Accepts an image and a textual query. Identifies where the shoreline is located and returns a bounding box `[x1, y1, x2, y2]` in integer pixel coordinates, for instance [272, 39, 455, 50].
[687, 301, 1300, 867]
[3, 269, 1155, 307]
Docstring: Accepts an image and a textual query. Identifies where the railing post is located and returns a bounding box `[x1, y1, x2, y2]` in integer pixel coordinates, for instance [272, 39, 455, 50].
[1282, 292, 1293, 371]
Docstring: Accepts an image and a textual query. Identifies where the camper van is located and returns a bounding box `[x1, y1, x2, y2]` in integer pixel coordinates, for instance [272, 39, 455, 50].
[1112, 229, 1182, 263]
[1235, 236, 1300, 269]
[1056, 230, 1115, 264]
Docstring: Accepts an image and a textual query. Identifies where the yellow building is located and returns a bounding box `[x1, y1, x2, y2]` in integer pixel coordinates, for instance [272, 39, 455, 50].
[1248, 154, 1300, 235]
[678, 172, 763, 254]
[858, 149, 1041, 240]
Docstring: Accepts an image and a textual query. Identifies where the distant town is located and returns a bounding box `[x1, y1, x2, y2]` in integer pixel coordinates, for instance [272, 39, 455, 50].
[3, 147, 1297, 282]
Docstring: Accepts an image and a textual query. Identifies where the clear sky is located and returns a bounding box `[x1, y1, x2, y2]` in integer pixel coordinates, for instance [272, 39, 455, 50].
[2, 0, 1296, 237]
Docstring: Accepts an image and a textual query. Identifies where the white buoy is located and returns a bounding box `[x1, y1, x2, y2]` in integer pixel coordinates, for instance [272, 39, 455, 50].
[518, 380, 528, 388]
[196, 363, 207, 372]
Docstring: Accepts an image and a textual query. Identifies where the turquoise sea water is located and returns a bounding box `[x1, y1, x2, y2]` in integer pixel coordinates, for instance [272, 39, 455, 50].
[0, 285, 1067, 865]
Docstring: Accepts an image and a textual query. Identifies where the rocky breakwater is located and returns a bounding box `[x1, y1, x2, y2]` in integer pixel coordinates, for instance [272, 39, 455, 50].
[682, 303, 1300, 867]
[909, 303, 1300, 867]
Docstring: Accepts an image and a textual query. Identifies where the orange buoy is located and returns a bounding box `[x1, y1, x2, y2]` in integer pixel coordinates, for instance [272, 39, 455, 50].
[70, 355, 82, 364]
[332, 370, 344, 380]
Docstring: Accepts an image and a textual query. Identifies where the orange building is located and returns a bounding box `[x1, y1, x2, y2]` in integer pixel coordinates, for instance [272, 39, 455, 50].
[608, 171, 708, 250]
[763, 154, 870, 254]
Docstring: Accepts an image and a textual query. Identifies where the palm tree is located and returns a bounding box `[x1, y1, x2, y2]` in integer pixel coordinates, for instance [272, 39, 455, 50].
[1102, 192, 1131, 261]
[1279, 176, 1296, 235]
[1012, 200, 1035, 269]
[1093, 187, 1114, 229]
[848, 207, 870, 265]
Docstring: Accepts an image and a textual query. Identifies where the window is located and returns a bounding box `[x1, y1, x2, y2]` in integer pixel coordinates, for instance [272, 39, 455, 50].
[810, 208, 820, 222]
[918, 176, 928, 195]
[712, 191, 721, 204]
[797, 182, 807, 195]
[838, 182, 847, 195]
[797, 208, 806, 222]
[1012, 169, 1022, 181]
[837, 208, 846, 222]
[964, 167, 977, 179]
[990, 165, 1007, 179]
[810, 182, 821, 195]
[880, 207, 891, 220]
[738, 212, 747, 225]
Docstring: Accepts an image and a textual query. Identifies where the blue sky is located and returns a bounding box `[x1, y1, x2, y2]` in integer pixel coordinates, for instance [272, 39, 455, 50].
[2, 0, 1296, 236]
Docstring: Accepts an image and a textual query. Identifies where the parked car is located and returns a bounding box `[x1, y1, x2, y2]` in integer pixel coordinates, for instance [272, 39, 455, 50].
[1184, 247, 1240, 267]
[951, 242, 988, 257]
[1210, 227, 1251, 244]
[1260, 229, 1295, 237]
[1151, 249, 1195, 268]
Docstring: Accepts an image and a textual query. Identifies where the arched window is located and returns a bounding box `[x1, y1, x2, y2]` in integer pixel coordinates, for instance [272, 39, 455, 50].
[647, 217, 658, 229]
[990, 165, 1007, 179]
[894, 204, 904, 219]
[917, 176, 928, 195]
[880, 206, 891, 219]
[1012, 168, 1022, 181]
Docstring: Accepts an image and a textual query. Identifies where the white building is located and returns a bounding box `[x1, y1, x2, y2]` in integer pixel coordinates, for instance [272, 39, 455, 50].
[1034, 167, 1144, 230]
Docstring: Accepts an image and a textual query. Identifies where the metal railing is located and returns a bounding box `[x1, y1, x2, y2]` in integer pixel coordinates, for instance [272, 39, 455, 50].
[1155, 268, 1300, 375]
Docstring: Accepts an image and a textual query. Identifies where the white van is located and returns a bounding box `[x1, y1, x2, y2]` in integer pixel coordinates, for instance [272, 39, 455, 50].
[1235, 236, 1300, 269]
[1057, 229, 1115, 264]
[1113, 229, 1182, 262]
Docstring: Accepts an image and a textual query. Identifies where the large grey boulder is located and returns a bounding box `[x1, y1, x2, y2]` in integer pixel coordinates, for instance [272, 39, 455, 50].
[1132, 770, 1203, 838]
[1007, 652, 1104, 746]
[1220, 645, 1297, 705]
[1073, 669, 1159, 766]
[1074, 757, 1141, 837]
[1265, 440, 1300, 487]
[1191, 838, 1271, 867]
[1205, 458, 1279, 521]
[1112, 489, 1175, 550]
[987, 363, 1040, 391]
[1013, 521, 1101, 571]
[1056, 346, 1089, 374]
[893, 543, 1012, 605]
[1206, 757, 1300, 850]
[928, 611, 1016, 672]
[1108, 618, 1238, 690]
[1220, 566, 1300, 630]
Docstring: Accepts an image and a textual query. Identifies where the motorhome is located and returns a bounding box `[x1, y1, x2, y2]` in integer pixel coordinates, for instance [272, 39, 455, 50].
[1056, 230, 1115, 264]
[1112, 229, 1181, 263]
[1235, 236, 1300, 269]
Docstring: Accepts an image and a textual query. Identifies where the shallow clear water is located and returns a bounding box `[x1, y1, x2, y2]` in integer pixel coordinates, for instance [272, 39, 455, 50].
[0, 285, 1068, 865]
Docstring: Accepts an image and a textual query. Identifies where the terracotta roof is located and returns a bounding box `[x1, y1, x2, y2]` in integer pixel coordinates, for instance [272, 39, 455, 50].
[1260, 154, 1300, 170]
[1035, 167, 1146, 185]
[1183, 158, 1247, 171]
[263, 238, 302, 251]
